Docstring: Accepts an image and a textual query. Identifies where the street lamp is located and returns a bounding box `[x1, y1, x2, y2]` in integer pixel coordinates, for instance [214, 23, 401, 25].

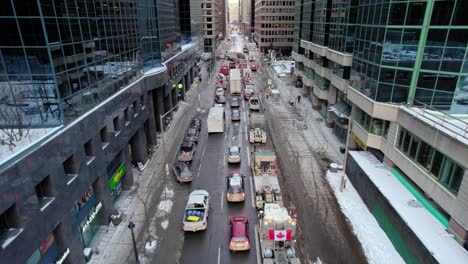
[127, 221, 140, 264]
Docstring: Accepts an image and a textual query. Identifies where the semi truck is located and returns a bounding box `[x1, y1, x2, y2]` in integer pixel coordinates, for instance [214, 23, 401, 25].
[257, 203, 300, 263]
[230, 68, 242, 96]
[183, 190, 210, 232]
[207, 105, 225, 133]
[252, 150, 282, 209]
[249, 113, 267, 144]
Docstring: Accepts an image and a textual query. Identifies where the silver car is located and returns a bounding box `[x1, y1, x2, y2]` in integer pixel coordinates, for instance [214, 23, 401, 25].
[231, 110, 241, 121]
[185, 128, 199, 143]
[172, 163, 193, 183]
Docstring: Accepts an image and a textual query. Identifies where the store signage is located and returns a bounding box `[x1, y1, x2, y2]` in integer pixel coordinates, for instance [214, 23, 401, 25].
[352, 133, 367, 151]
[108, 163, 126, 191]
[82, 202, 102, 232]
[56, 248, 70, 264]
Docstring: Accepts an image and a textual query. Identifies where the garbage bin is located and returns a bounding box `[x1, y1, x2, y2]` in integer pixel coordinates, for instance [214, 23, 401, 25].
[110, 209, 122, 226]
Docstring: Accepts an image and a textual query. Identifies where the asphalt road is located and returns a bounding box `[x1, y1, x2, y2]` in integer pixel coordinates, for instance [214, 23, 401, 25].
[180, 35, 259, 264]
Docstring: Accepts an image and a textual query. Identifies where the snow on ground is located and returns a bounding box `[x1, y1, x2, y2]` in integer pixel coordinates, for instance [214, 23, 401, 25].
[161, 220, 169, 230]
[156, 200, 173, 217]
[0, 126, 62, 166]
[326, 171, 405, 264]
[351, 151, 468, 264]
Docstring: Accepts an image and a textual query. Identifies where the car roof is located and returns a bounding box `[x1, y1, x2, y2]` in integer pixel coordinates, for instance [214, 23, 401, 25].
[187, 128, 197, 133]
[229, 146, 239, 152]
[232, 110, 240, 114]
[228, 175, 242, 186]
[230, 217, 248, 237]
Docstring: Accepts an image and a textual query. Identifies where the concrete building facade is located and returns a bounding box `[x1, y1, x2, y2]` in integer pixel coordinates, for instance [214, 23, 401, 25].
[241, 0, 252, 40]
[293, 0, 468, 251]
[253, 0, 295, 54]
[0, 1, 200, 263]
[202, 0, 224, 60]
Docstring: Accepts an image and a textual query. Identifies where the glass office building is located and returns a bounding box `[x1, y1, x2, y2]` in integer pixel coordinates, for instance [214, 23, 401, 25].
[0, 0, 183, 129]
[350, 0, 468, 114]
[293, 0, 468, 254]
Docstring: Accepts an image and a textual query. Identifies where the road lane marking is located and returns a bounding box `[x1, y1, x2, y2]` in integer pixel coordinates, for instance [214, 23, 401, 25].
[221, 191, 224, 209]
[197, 162, 202, 179]
[249, 176, 255, 208]
[244, 125, 247, 137]
[254, 225, 262, 264]
[242, 99, 245, 108]
[217, 247, 221, 264]
[247, 146, 251, 167]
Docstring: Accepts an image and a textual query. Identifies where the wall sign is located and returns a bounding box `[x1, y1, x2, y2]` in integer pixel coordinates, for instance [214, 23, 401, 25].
[108, 163, 126, 191]
[352, 132, 367, 151]
[82, 202, 102, 232]
[56, 248, 70, 264]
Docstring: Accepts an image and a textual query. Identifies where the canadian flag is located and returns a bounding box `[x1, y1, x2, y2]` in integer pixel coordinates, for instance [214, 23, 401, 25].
[268, 230, 292, 241]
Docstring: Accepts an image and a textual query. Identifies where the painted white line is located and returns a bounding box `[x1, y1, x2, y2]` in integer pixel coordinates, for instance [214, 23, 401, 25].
[249, 176, 255, 208]
[242, 100, 245, 108]
[201, 134, 207, 157]
[244, 125, 247, 136]
[243, 111, 247, 121]
[254, 225, 262, 264]
[247, 146, 251, 167]
[217, 247, 221, 264]
[221, 191, 224, 209]
[197, 163, 202, 179]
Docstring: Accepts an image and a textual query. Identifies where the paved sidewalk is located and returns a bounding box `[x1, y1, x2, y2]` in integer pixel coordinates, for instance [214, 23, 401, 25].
[88, 65, 212, 264]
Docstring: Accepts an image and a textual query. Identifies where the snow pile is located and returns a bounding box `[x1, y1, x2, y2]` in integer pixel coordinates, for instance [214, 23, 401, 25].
[326, 171, 405, 264]
[161, 220, 169, 230]
[0, 126, 62, 166]
[156, 200, 173, 217]
[351, 151, 468, 264]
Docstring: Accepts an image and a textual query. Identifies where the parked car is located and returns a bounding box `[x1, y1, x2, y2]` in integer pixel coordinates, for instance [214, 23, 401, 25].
[215, 95, 226, 104]
[226, 173, 245, 202]
[231, 97, 240, 108]
[215, 88, 225, 96]
[185, 128, 199, 143]
[227, 146, 241, 163]
[229, 62, 236, 69]
[190, 118, 202, 131]
[172, 163, 193, 183]
[229, 216, 250, 251]
[178, 141, 196, 163]
[231, 110, 241, 121]
[250, 64, 257, 71]
[249, 97, 260, 111]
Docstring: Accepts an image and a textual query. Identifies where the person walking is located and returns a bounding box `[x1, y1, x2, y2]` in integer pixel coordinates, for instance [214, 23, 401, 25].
[297, 94, 302, 104]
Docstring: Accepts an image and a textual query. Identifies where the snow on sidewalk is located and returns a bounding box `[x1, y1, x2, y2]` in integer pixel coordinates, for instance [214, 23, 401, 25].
[326, 170, 405, 264]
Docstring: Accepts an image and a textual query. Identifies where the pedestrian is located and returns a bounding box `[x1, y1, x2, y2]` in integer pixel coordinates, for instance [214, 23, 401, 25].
[266, 92, 269, 100]
[297, 94, 302, 104]
[199, 76, 202, 83]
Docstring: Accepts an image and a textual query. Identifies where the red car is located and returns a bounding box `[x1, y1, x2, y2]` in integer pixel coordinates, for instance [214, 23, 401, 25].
[229, 62, 236, 69]
[229, 216, 250, 251]
[250, 64, 257, 71]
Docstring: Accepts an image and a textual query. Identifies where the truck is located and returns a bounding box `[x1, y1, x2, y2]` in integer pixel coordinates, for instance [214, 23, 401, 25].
[252, 150, 283, 209]
[207, 105, 225, 133]
[249, 113, 267, 144]
[183, 190, 210, 232]
[230, 68, 242, 96]
[257, 203, 300, 264]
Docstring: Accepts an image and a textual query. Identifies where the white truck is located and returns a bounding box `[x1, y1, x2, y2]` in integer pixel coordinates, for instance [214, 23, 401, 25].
[249, 113, 267, 144]
[252, 150, 282, 209]
[183, 190, 210, 232]
[207, 105, 225, 133]
[230, 68, 242, 96]
[257, 204, 299, 264]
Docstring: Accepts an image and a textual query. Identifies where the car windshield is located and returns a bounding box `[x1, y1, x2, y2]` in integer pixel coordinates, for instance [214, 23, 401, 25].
[232, 111, 239, 116]
[229, 185, 243, 194]
[181, 145, 193, 152]
[231, 237, 247, 242]
[191, 119, 200, 126]
[219, 95, 225, 99]
[230, 149, 239, 155]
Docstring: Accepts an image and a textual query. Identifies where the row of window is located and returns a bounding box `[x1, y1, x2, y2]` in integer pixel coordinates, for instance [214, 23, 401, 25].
[396, 127, 464, 194]
[354, 108, 390, 138]
[260, 38, 294, 44]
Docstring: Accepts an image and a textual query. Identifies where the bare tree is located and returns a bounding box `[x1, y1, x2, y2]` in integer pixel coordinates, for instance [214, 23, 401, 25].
[0, 105, 32, 150]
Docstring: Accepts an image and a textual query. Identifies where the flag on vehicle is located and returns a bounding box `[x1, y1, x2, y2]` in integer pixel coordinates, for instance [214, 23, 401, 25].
[268, 230, 292, 241]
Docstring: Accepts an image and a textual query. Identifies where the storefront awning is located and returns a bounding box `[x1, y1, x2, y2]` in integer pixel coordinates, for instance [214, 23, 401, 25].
[328, 102, 351, 120]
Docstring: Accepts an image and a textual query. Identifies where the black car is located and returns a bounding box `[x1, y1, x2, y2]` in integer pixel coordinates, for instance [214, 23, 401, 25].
[190, 118, 202, 131]
[185, 128, 199, 143]
[231, 98, 240, 108]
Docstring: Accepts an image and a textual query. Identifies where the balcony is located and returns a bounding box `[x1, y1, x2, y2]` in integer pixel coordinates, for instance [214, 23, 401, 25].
[329, 71, 349, 92]
[347, 85, 399, 121]
[352, 121, 384, 150]
[312, 63, 329, 78]
[326, 49, 353, 67]
[310, 43, 327, 57]
[313, 84, 329, 100]
[303, 56, 314, 68]
[295, 53, 304, 63]
[303, 74, 314, 87]
[292, 51, 298, 61]
[300, 40, 309, 50]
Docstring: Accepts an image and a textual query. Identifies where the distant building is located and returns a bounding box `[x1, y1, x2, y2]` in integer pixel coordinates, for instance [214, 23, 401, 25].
[229, 1, 240, 24]
[253, 0, 295, 54]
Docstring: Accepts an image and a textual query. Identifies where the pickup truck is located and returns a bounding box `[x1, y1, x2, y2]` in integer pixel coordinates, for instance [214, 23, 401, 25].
[183, 190, 210, 232]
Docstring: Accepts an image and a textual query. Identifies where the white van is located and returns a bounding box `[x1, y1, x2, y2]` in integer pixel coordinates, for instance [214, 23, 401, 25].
[249, 97, 260, 111]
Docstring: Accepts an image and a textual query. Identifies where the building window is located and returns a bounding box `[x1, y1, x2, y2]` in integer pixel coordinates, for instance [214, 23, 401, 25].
[35, 176, 55, 211]
[124, 108, 131, 125]
[113, 117, 121, 135]
[0, 205, 22, 249]
[396, 127, 465, 194]
[84, 139, 95, 164]
[354, 108, 390, 137]
[63, 155, 78, 179]
[100, 127, 109, 149]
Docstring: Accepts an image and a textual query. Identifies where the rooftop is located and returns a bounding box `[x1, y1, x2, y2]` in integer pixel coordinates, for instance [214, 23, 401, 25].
[350, 151, 468, 264]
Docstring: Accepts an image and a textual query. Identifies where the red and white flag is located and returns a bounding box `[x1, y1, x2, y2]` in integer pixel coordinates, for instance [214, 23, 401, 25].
[268, 230, 292, 241]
